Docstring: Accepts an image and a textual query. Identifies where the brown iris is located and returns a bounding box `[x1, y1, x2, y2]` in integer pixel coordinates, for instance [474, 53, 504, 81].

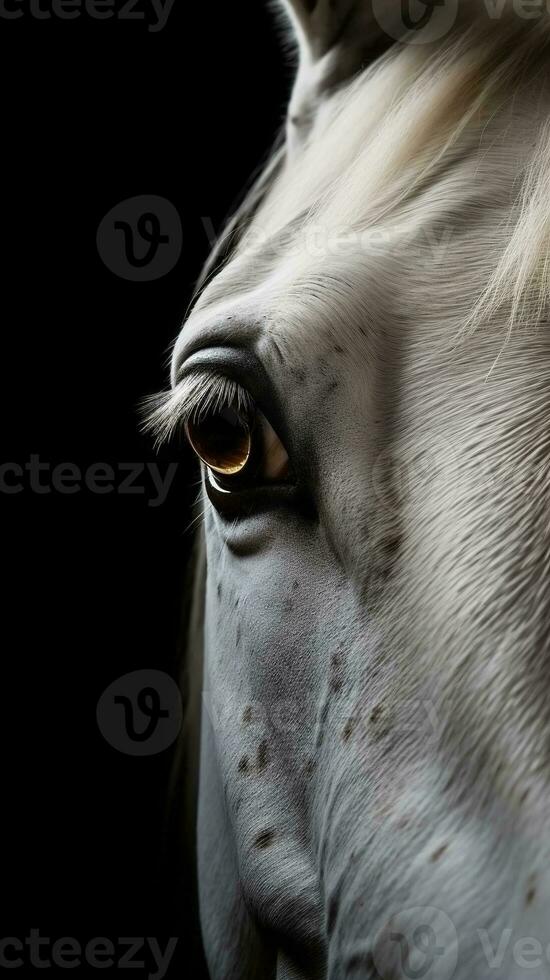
[185, 406, 252, 476]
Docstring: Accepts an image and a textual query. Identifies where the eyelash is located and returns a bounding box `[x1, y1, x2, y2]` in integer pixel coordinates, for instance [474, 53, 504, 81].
[141, 371, 253, 449]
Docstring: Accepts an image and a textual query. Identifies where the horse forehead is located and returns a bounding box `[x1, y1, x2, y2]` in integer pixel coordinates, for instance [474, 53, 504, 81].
[191, 199, 492, 364]
[196, 152, 523, 351]
[186, 80, 542, 365]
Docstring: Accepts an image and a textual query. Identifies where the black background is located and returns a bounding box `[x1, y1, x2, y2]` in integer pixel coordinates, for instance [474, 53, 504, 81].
[1, 2, 290, 975]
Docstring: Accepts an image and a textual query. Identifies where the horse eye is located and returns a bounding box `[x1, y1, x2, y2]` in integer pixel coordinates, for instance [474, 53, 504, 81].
[186, 406, 251, 476]
[185, 404, 289, 485]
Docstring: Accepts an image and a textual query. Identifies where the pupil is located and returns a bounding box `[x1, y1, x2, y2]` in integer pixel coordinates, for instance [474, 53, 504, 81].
[187, 407, 251, 475]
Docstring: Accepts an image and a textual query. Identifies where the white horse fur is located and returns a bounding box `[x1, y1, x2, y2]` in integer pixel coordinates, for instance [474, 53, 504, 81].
[152, 2, 550, 977]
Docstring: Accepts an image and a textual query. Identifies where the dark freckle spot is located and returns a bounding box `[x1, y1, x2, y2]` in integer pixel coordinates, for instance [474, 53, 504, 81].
[369, 703, 390, 740]
[292, 579, 299, 591]
[327, 380, 338, 393]
[342, 718, 356, 742]
[234, 597, 239, 609]
[384, 536, 402, 558]
[238, 756, 249, 774]
[257, 740, 269, 772]
[526, 874, 537, 906]
[254, 828, 275, 849]
[242, 706, 253, 726]
[330, 653, 344, 693]
[358, 326, 367, 337]
[327, 895, 339, 935]
[333, 345, 344, 354]
[217, 582, 222, 598]
[431, 844, 448, 862]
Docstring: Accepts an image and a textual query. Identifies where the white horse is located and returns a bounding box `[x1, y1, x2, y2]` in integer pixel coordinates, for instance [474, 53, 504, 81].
[149, 2, 550, 977]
